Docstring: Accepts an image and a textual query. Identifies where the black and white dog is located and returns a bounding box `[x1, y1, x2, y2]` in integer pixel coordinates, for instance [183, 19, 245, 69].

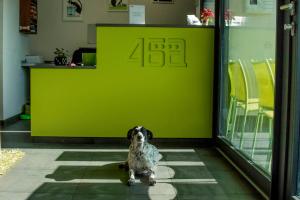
[120, 126, 162, 186]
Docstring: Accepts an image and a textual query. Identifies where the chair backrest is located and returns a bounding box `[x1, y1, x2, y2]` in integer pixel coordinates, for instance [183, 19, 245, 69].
[228, 60, 248, 102]
[251, 60, 274, 109]
[228, 60, 236, 97]
[266, 58, 275, 84]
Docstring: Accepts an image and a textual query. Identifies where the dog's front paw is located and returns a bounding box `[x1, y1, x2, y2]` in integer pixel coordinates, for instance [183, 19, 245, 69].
[127, 178, 135, 186]
[149, 178, 156, 186]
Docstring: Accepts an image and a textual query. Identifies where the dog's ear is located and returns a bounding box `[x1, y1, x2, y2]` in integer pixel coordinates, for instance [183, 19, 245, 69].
[127, 128, 134, 140]
[147, 129, 153, 140]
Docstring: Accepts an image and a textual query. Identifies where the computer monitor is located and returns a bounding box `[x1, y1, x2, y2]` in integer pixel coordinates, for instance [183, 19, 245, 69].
[82, 53, 96, 66]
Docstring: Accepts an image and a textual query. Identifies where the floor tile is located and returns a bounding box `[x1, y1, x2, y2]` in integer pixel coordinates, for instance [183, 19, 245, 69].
[161, 152, 201, 162]
[72, 193, 178, 200]
[26, 193, 73, 200]
[31, 182, 79, 194]
[45, 166, 86, 181]
[56, 151, 128, 161]
[172, 183, 227, 196]
[0, 122, 265, 200]
[168, 166, 214, 179]
[211, 171, 259, 195]
[0, 192, 32, 200]
[177, 194, 263, 200]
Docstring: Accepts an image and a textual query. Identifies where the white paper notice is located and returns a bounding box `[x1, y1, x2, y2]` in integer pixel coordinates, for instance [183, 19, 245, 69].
[129, 5, 145, 24]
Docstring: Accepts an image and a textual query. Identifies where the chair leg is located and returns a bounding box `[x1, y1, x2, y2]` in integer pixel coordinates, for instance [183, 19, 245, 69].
[269, 155, 272, 173]
[230, 104, 238, 142]
[251, 112, 262, 159]
[226, 97, 234, 138]
[260, 115, 264, 132]
[239, 109, 248, 149]
[266, 118, 273, 170]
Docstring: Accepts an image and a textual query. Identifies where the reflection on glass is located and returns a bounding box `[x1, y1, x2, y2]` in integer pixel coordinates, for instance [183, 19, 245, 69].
[220, 0, 276, 175]
[195, 0, 215, 26]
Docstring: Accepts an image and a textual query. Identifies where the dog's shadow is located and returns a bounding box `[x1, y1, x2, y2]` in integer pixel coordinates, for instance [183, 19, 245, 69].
[46, 162, 153, 185]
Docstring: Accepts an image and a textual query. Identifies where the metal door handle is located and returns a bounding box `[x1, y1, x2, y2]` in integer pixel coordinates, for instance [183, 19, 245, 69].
[280, 1, 295, 15]
[284, 22, 295, 36]
[280, 3, 294, 10]
[284, 24, 293, 30]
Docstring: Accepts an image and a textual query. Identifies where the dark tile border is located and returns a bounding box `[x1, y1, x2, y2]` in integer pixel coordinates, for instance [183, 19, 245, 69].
[31, 137, 213, 147]
[0, 114, 21, 127]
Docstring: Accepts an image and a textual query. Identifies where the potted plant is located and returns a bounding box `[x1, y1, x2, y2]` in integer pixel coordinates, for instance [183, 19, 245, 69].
[54, 48, 69, 66]
[200, 8, 215, 26]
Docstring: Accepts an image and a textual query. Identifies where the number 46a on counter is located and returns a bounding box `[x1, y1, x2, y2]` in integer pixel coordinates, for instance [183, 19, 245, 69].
[128, 38, 187, 68]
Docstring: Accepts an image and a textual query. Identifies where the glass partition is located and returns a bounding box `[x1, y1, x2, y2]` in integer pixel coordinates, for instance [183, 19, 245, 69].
[219, 0, 277, 175]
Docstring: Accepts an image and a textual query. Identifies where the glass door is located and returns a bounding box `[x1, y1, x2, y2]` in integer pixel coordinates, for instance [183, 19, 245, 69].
[218, 0, 277, 174]
[217, 0, 300, 198]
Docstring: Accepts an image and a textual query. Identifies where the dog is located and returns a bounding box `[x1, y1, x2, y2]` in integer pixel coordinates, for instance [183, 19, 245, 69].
[120, 126, 162, 186]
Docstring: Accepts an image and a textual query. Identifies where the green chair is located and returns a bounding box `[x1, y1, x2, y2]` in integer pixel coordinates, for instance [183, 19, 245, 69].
[266, 58, 275, 83]
[227, 60, 259, 149]
[256, 59, 275, 134]
[226, 60, 237, 139]
[251, 60, 275, 172]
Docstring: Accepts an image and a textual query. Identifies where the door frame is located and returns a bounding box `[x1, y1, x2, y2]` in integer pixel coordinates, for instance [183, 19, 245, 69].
[279, 0, 300, 199]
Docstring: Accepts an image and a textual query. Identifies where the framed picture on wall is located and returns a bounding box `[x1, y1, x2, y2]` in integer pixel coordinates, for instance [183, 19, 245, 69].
[107, 0, 128, 12]
[63, 0, 83, 21]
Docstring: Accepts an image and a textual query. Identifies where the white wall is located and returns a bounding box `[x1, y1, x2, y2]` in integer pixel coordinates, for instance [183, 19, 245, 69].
[227, 0, 276, 61]
[0, 0, 3, 120]
[29, 0, 195, 60]
[2, 0, 29, 120]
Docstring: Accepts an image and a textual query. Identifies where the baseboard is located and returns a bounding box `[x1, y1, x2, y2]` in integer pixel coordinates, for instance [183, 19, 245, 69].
[31, 137, 214, 147]
[0, 114, 21, 127]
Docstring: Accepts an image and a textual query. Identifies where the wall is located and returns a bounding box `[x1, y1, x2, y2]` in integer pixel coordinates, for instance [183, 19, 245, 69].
[227, 0, 276, 61]
[29, 0, 195, 60]
[0, 0, 3, 120]
[2, 0, 29, 120]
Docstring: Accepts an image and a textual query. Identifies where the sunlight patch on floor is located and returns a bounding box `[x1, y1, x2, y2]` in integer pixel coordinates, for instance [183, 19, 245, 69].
[0, 149, 25, 175]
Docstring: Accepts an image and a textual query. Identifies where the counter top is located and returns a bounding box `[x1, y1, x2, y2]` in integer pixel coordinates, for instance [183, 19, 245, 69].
[22, 63, 96, 69]
[96, 23, 214, 28]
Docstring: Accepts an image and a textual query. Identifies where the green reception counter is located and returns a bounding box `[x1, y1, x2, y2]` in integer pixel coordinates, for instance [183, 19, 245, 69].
[31, 25, 215, 138]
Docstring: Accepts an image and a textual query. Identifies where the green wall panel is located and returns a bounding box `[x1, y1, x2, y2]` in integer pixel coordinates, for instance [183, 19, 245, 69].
[31, 26, 214, 138]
